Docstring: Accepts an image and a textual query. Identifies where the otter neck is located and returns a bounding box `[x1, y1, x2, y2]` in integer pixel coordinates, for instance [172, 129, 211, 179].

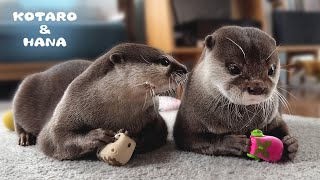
[205, 89, 278, 134]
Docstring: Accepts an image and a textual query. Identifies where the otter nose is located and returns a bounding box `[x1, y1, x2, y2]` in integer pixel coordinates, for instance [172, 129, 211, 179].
[170, 63, 188, 75]
[176, 68, 187, 75]
[246, 81, 267, 95]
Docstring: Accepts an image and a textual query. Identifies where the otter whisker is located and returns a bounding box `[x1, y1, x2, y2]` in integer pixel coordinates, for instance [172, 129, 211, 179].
[239, 105, 263, 131]
[174, 80, 184, 96]
[171, 74, 180, 85]
[171, 73, 177, 82]
[174, 73, 189, 83]
[217, 99, 230, 109]
[172, 73, 184, 87]
[277, 87, 298, 100]
[174, 72, 182, 79]
[169, 75, 175, 97]
[264, 45, 281, 62]
[227, 103, 232, 127]
[174, 72, 188, 85]
[142, 90, 148, 110]
[174, 72, 185, 81]
[236, 105, 242, 118]
[171, 74, 183, 96]
[281, 64, 297, 69]
[171, 90, 174, 97]
[226, 37, 246, 60]
[261, 100, 268, 124]
[275, 90, 292, 114]
[172, 73, 182, 84]
[244, 105, 250, 121]
[277, 84, 296, 89]
[173, 75, 179, 85]
[281, 97, 291, 114]
[277, 91, 290, 111]
[211, 94, 223, 111]
[171, 88, 176, 97]
[151, 88, 156, 97]
[140, 55, 151, 64]
[149, 90, 155, 104]
[135, 82, 156, 90]
[150, 89, 158, 113]
[280, 69, 291, 72]
[179, 72, 189, 83]
[263, 98, 274, 131]
[135, 83, 146, 87]
[278, 96, 289, 114]
[181, 74, 188, 84]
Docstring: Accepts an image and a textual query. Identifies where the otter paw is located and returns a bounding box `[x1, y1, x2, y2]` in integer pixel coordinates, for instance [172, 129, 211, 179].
[224, 135, 250, 156]
[18, 132, 36, 146]
[282, 135, 298, 160]
[117, 129, 126, 134]
[88, 128, 116, 145]
[117, 129, 130, 136]
[142, 82, 156, 89]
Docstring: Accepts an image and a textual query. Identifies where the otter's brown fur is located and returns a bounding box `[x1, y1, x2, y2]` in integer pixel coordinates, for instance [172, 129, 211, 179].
[173, 26, 298, 161]
[13, 43, 187, 160]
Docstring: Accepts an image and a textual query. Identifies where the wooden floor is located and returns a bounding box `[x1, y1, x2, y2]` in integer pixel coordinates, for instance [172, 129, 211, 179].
[280, 87, 320, 118]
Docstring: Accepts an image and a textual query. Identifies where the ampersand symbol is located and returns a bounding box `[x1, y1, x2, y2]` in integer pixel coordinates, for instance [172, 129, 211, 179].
[39, 25, 50, 34]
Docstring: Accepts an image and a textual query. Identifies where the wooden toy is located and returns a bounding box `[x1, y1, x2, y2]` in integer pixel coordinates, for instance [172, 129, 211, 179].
[97, 132, 136, 166]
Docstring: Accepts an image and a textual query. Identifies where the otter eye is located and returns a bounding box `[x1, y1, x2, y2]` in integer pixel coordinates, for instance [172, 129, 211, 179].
[159, 57, 170, 66]
[128, 143, 131, 148]
[268, 64, 276, 76]
[228, 64, 241, 75]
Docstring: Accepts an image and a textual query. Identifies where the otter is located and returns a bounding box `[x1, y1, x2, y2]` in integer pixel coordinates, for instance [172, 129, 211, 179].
[173, 26, 298, 161]
[13, 43, 188, 160]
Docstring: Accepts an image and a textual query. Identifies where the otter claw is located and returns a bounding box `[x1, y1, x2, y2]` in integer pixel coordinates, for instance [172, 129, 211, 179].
[117, 129, 126, 134]
[117, 129, 129, 135]
[136, 81, 156, 90]
[143, 82, 156, 89]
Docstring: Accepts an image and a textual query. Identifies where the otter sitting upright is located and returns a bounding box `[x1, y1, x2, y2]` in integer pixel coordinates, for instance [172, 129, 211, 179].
[13, 43, 187, 160]
[173, 26, 298, 161]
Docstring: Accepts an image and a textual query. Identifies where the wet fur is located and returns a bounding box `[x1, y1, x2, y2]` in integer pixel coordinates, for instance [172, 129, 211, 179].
[174, 26, 298, 161]
[13, 43, 187, 160]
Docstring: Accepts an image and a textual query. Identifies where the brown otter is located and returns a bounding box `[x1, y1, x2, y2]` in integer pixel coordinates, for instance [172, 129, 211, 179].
[13, 43, 188, 160]
[173, 26, 298, 161]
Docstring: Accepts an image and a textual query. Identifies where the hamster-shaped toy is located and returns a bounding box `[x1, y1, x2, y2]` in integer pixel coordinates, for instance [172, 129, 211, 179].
[97, 132, 136, 166]
[247, 129, 283, 162]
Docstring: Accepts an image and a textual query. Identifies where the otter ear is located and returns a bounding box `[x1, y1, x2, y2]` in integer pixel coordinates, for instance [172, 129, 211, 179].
[110, 53, 124, 64]
[204, 34, 215, 50]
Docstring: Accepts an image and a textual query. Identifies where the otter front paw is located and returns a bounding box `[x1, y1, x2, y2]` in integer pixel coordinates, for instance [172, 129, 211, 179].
[223, 135, 250, 156]
[87, 128, 116, 148]
[282, 135, 298, 161]
[117, 129, 130, 135]
[117, 129, 126, 134]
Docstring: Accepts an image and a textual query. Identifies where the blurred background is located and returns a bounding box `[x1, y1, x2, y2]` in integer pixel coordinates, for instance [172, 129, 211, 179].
[0, 0, 319, 118]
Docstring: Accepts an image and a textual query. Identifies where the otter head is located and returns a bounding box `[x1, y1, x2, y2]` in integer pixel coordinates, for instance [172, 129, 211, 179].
[203, 26, 280, 105]
[91, 43, 188, 98]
